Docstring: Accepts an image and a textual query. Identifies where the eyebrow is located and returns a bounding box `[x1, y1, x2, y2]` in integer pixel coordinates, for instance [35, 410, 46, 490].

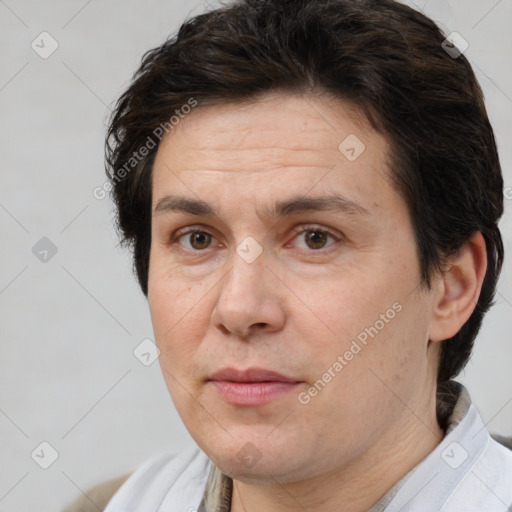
[154, 193, 369, 220]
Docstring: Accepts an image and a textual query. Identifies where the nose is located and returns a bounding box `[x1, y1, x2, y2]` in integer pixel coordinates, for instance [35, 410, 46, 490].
[211, 249, 286, 340]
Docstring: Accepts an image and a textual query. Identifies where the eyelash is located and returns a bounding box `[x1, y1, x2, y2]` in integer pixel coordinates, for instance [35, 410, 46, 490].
[171, 224, 342, 253]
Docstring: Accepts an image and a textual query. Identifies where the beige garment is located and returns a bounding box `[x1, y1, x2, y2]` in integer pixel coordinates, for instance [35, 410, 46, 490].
[62, 473, 132, 512]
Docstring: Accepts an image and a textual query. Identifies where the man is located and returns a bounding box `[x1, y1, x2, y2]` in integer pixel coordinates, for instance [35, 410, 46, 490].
[66, 0, 512, 510]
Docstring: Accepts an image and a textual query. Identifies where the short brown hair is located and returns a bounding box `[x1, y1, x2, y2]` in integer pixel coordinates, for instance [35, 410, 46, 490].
[105, 0, 504, 390]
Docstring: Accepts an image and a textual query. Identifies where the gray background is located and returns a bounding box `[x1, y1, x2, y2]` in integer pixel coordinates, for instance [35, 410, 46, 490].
[0, 1, 511, 511]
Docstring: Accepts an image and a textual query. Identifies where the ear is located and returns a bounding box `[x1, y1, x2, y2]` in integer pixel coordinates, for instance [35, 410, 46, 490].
[428, 232, 487, 343]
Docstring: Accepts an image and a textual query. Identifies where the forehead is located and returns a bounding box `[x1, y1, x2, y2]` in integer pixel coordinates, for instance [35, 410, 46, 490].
[151, 92, 397, 218]
[156, 92, 380, 162]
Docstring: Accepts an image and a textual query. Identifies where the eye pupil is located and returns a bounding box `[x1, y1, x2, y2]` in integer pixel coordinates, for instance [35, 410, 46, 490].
[306, 230, 327, 249]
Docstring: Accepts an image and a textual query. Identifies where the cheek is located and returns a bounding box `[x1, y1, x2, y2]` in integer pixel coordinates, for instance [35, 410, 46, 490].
[148, 251, 199, 333]
[296, 275, 389, 347]
[148, 273, 203, 368]
[300, 278, 424, 390]
[148, 282, 208, 419]
[358, 299, 432, 405]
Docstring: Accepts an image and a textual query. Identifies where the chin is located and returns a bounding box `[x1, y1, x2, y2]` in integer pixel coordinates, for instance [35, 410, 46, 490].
[215, 454, 295, 483]
[195, 433, 309, 483]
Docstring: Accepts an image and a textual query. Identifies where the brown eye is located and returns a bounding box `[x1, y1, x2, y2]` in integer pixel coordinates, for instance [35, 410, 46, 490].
[180, 231, 214, 250]
[291, 226, 338, 251]
[304, 230, 329, 249]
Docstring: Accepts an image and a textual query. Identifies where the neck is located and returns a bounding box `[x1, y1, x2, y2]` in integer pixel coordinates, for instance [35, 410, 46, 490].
[230, 396, 444, 512]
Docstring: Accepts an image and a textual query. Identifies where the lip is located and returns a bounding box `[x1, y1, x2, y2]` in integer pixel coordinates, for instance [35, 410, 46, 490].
[208, 367, 302, 406]
[209, 367, 298, 383]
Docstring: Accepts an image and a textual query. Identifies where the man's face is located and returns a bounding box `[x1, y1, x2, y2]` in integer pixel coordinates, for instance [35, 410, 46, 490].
[148, 92, 441, 483]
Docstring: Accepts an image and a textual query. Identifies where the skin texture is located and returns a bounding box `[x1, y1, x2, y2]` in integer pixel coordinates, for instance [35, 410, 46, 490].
[147, 92, 486, 512]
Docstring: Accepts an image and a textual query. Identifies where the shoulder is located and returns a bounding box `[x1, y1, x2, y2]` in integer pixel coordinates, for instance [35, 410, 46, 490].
[441, 435, 512, 511]
[106, 445, 210, 511]
[61, 472, 132, 512]
[62, 445, 211, 512]
[491, 433, 512, 451]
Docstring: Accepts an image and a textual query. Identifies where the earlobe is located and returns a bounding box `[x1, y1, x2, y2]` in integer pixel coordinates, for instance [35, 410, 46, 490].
[428, 232, 487, 343]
